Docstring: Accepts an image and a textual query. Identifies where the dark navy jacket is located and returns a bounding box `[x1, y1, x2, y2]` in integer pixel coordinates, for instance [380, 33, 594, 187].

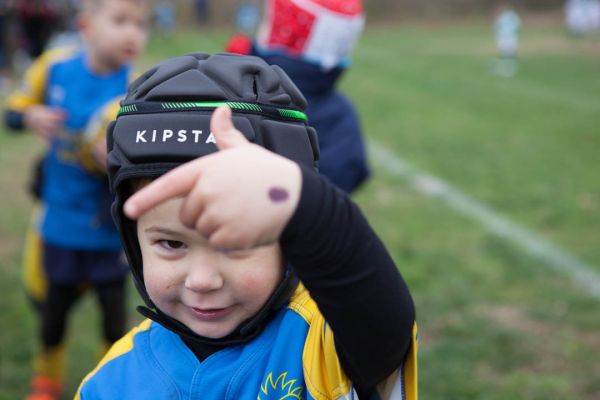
[254, 49, 370, 194]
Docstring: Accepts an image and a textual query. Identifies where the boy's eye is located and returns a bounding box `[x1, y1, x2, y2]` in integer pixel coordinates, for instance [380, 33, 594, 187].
[159, 240, 186, 250]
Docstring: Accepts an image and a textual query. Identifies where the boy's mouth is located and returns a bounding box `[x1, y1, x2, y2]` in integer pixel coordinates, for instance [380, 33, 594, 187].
[122, 46, 138, 59]
[189, 306, 231, 320]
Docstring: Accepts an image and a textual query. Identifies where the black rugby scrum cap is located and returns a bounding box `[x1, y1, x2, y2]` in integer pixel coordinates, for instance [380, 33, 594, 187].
[106, 53, 319, 334]
[108, 52, 319, 194]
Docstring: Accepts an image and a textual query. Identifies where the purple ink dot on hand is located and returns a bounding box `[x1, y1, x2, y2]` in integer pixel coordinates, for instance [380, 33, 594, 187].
[268, 187, 289, 203]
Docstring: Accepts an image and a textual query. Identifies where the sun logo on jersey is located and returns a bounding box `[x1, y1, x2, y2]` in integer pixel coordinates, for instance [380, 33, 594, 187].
[258, 371, 303, 399]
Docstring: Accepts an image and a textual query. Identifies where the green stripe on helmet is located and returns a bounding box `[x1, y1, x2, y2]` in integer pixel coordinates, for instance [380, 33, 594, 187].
[120, 101, 308, 122]
[278, 108, 308, 122]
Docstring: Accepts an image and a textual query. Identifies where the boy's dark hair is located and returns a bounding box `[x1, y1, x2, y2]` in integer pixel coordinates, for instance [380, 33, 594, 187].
[107, 52, 319, 343]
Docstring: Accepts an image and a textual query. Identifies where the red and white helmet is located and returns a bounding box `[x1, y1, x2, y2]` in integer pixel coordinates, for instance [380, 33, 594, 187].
[256, 0, 364, 70]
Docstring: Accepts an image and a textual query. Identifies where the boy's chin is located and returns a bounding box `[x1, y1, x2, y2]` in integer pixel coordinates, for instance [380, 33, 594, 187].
[104, 52, 136, 69]
[182, 315, 239, 339]
[114, 54, 135, 67]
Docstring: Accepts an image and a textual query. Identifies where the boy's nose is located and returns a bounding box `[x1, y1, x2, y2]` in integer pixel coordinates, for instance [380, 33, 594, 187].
[184, 264, 224, 293]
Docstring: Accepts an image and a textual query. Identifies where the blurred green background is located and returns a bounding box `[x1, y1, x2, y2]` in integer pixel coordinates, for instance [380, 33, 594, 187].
[1, 4, 599, 400]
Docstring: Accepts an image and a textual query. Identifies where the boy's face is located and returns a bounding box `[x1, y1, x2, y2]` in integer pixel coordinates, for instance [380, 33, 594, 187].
[81, 0, 149, 70]
[137, 197, 285, 339]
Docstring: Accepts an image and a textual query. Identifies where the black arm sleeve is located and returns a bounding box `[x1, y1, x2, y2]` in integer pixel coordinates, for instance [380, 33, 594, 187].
[280, 165, 415, 394]
[4, 110, 26, 131]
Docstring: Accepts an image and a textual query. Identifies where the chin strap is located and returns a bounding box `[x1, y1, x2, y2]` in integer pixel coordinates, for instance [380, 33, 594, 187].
[136, 305, 255, 346]
[136, 266, 299, 347]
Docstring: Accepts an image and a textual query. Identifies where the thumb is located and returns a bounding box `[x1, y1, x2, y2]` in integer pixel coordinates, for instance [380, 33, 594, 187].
[210, 106, 249, 150]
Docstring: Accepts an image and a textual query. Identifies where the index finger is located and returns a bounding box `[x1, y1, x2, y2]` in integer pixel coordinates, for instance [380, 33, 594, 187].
[124, 158, 206, 219]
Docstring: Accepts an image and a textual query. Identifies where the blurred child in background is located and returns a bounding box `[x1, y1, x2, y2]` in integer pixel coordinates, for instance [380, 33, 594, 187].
[3, 0, 149, 398]
[226, 0, 370, 194]
[493, 2, 521, 77]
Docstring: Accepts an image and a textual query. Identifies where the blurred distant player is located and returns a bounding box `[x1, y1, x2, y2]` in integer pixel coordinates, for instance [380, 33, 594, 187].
[591, 0, 600, 31]
[153, 0, 175, 37]
[3, 0, 149, 398]
[566, 0, 600, 35]
[566, 0, 588, 35]
[493, 3, 521, 77]
[227, 0, 370, 194]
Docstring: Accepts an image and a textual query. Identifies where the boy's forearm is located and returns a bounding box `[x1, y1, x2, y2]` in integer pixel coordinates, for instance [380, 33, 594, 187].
[281, 165, 415, 393]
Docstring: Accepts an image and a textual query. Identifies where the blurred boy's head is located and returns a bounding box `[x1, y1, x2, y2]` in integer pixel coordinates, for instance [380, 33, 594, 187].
[107, 53, 319, 340]
[256, 0, 364, 70]
[79, 0, 149, 72]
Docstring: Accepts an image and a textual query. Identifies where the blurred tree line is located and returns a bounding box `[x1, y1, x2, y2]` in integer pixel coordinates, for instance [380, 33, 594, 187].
[172, 0, 566, 24]
[365, 0, 563, 18]
[173, 0, 564, 25]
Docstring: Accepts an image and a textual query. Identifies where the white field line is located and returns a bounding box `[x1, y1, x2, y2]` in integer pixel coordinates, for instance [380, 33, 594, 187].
[369, 141, 600, 299]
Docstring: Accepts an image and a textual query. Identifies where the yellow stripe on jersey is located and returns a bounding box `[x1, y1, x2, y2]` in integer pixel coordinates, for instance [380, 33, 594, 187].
[6, 47, 77, 111]
[74, 319, 153, 400]
[289, 285, 353, 400]
[287, 284, 317, 324]
[404, 323, 419, 399]
[22, 205, 46, 304]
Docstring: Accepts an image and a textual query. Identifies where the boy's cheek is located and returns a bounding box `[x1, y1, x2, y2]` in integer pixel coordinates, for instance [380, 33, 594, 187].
[240, 266, 284, 300]
[143, 265, 171, 297]
[144, 276, 174, 308]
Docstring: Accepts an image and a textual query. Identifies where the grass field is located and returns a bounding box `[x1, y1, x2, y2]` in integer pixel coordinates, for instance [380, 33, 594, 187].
[1, 18, 599, 399]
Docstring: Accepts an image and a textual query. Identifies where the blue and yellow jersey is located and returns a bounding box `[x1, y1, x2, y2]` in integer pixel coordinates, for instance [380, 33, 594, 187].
[6, 47, 131, 249]
[76, 286, 418, 400]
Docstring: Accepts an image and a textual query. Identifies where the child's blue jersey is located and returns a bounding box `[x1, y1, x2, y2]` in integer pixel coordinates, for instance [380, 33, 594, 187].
[76, 286, 418, 399]
[7, 47, 130, 249]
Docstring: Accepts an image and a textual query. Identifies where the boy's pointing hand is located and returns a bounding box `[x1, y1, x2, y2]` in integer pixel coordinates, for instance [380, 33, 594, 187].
[124, 106, 302, 250]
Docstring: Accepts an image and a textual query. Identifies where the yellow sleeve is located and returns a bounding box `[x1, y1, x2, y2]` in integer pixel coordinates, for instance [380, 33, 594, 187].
[5, 47, 75, 111]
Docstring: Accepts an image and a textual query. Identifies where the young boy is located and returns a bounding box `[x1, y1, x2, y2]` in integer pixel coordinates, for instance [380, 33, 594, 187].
[3, 0, 148, 398]
[76, 53, 417, 399]
[226, 0, 370, 194]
